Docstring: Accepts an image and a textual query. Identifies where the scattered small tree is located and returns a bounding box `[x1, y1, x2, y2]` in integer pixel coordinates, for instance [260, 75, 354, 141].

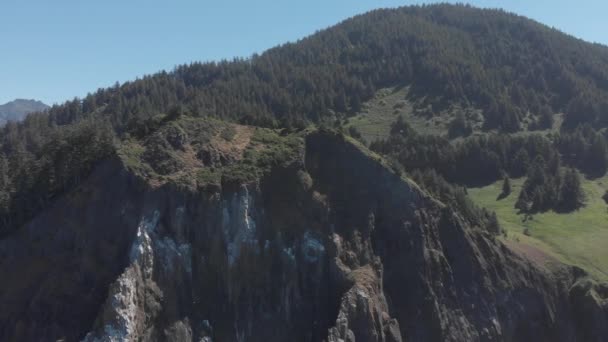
[558, 168, 585, 212]
[501, 176, 512, 197]
[487, 212, 501, 235]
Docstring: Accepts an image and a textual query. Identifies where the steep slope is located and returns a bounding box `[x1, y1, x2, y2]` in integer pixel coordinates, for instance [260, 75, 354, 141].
[0, 99, 48, 125]
[6, 4, 608, 135]
[4, 4, 608, 241]
[0, 120, 606, 341]
[469, 176, 608, 282]
[1, 5, 608, 342]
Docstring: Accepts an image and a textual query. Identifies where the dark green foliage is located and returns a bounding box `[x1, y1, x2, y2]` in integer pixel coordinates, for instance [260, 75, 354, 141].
[512, 149, 531, 178]
[516, 157, 558, 212]
[558, 168, 585, 212]
[448, 112, 473, 138]
[374, 117, 592, 214]
[516, 163, 585, 213]
[535, 105, 554, 130]
[411, 169, 499, 230]
[2, 4, 608, 236]
[372, 119, 562, 187]
[9, 4, 608, 138]
[602, 190, 608, 205]
[587, 134, 608, 177]
[0, 155, 10, 227]
[0, 119, 115, 236]
[555, 126, 608, 177]
[562, 93, 608, 129]
[484, 97, 521, 132]
[501, 176, 512, 197]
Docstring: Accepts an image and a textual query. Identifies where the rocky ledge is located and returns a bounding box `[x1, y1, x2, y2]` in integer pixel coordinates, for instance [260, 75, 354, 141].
[0, 125, 606, 341]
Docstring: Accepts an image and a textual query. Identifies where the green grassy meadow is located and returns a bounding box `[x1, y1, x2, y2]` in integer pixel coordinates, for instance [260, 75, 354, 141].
[468, 176, 608, 281]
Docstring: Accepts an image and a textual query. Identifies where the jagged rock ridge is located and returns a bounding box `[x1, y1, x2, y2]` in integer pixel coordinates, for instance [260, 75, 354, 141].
[0, 121, 606, 341]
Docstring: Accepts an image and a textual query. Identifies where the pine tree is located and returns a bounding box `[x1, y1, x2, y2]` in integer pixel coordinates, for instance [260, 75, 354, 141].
[587, 134, 608, 177]
[558, 168, 585, 212]
[511, 149, 530, 177]
[349, 95, 362, 114]
[0, 155, 9, 190]
[501, 176, 512, 196]
[537, 105, 554, 129]
[515, 190, 530, 212]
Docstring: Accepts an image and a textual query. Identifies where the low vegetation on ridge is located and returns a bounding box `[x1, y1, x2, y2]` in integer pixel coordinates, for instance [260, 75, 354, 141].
[119, 116, 304, 189]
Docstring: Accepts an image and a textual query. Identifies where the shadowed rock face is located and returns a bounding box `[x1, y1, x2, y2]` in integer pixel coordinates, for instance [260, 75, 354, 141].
[0, 131, 606, 342]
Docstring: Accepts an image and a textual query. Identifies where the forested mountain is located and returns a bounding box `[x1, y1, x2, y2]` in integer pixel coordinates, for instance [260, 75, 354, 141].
[1, 4, 608, 341]
[3, 3, 608, 236]
[0, 99, 48, 125]
[9, 4, 608, 131]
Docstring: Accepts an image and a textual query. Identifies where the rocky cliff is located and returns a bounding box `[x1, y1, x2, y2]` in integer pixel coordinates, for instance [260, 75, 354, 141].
[0, 121, 606, 341]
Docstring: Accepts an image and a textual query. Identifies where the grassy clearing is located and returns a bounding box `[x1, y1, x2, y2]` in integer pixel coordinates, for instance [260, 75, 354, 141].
[345, 86, 447, 143]
[468, 176, 608, 282]
[345, 88, 409, 143]
[345, 86, 484, 144]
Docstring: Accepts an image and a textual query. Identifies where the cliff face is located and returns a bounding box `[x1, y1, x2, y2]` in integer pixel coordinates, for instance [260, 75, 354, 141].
[0, 128, 606, 342]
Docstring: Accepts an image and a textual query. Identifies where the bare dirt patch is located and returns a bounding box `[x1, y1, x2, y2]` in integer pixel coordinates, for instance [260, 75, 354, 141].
[209, 124, 254, 161]
[504, 239, 561, 272]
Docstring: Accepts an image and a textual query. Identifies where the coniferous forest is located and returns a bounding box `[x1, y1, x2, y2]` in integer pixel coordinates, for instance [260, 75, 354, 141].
[4, 4, 608, 342]
[2, 4, 608, 236]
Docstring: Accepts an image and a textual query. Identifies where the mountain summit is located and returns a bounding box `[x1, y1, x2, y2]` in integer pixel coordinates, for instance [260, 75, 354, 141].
[0, 99, 49, 125]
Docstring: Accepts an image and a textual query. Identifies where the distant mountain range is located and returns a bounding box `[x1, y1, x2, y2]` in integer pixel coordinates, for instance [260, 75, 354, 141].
[0, 99, 49, 125]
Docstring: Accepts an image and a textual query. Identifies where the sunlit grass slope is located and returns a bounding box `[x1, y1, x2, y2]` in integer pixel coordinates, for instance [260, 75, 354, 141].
[468, 176, 608, 281]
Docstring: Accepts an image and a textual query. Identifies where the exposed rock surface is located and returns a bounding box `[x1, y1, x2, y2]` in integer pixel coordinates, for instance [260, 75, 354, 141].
[0, 129, 607, 341]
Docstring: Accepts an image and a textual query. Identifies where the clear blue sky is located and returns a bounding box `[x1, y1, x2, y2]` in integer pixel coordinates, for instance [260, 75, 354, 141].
[1, 0, 606, 105]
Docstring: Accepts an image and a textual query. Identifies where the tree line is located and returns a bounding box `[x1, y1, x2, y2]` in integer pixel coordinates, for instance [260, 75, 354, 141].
[370, 117, 601, 213]
[2, 3, 608, 235]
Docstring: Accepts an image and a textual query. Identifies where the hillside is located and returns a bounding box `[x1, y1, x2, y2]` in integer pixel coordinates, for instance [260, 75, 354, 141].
[0, 120, 607, 341]
[4, 5, 608, 134]
[3, 4, 608, 239]
[1, 4, 608, 341]
[469, 175, 608, 282]
[0, 99, 48, 125]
